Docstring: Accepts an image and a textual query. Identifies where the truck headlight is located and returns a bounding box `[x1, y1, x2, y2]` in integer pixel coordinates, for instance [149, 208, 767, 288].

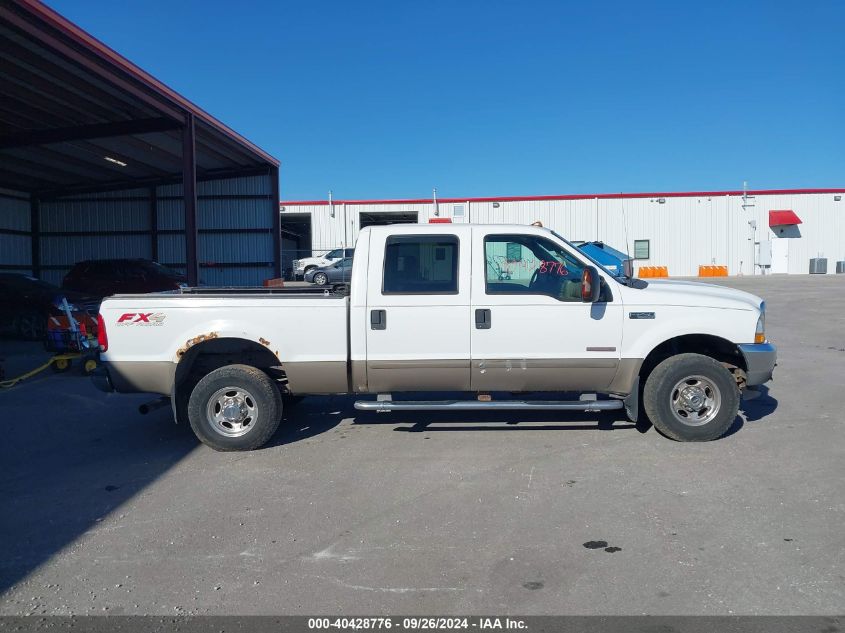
[755, 301, 766, 344]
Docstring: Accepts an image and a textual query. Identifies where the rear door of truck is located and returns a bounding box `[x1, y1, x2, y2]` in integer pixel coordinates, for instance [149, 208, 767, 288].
[364, 225, 472, 392]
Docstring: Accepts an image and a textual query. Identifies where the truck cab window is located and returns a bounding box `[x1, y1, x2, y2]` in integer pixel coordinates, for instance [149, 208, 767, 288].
[383, 235, 459, 294]
[485, 234, 585, 302]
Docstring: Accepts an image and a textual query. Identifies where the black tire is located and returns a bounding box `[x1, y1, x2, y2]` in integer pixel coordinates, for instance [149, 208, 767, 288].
[82, 357, 99, 375]
[16, 312, 46, 341]
[313, 272, 328, 286]
[187, 364, 282, 451]
[642, 353, 739, 442]
[51, 357, 72, 373]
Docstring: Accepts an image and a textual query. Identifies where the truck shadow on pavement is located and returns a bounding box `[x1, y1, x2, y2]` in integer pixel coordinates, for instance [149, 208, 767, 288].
[0, 377, 198, 596]
[269, 386, 779, 447]
[267, 394, 639, 449]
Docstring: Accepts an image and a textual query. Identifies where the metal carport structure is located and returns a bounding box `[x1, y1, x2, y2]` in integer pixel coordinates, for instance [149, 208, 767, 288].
[0, 0, 281, 286]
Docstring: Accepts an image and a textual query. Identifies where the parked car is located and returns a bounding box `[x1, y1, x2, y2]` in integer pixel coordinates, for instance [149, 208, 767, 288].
[95, 223, 775, 451]
[304, 257, 353, 286]
[574, 241, 633, 277]
[62, 259, 187, 298]
[293, 248, 354, 280]
[0, 273, 99, 341]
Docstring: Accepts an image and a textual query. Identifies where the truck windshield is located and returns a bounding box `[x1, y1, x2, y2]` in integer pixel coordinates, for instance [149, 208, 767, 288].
[550, 230, 624, 279]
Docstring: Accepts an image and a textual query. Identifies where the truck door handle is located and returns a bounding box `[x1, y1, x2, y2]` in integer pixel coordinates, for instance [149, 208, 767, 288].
[370, 309, 386, 330]
[475, 308, 491, 329]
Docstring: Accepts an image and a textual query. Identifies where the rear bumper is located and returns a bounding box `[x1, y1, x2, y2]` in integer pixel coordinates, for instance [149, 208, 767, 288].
[738, 342, 777, 386]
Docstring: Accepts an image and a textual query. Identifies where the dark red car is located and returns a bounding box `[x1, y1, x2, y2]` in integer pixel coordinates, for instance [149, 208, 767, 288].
[62, 259, 188, 298]
[0, 273, 99, 341]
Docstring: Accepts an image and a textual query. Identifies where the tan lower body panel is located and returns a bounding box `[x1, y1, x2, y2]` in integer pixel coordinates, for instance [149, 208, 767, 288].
[282, 360, 349, 394]
[607, 358, 644, 394]
[366, 359, 471, 392]
[108, 361, 176, 395]
[471, 358, 618, 392]
[287, 357, 644, 396]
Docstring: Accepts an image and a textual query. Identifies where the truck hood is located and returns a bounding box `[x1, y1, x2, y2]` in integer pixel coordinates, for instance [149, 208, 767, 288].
[630, 278, 762, 311]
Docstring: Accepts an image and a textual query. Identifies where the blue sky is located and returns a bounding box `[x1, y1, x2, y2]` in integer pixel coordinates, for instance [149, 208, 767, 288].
[48, 0, 844, 200]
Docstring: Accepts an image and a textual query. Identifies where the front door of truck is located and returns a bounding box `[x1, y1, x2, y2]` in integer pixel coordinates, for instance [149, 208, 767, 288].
[365, 227, 472, 392]
[470, 228, 624, 392]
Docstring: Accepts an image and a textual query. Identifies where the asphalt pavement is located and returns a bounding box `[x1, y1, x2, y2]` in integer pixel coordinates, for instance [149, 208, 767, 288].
[1, 275, 843, 615]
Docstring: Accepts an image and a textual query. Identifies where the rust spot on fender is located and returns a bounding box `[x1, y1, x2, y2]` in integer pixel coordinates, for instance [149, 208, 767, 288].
[259, 337, 271, 346]
[176, 331, 219, 358]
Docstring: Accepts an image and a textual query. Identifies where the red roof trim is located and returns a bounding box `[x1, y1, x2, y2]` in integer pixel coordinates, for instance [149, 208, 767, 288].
[18, 0, 279, 166]
[769, 210, 803, 226]
[281, 188, 845, 207]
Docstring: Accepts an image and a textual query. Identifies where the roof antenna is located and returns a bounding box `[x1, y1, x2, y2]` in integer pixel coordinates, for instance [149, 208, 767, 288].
[433, 187, 439, 216]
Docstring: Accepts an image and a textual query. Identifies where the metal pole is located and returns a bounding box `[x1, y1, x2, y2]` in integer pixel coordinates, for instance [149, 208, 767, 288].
[270, 165, 281, 278]
[182, 112, 198, 286]
[433, 187, 438, 216]
[595, 196, 599, 241]
[149, 186, 158, 262]
[30, 196, 40, 278]
[343, 203, 348, 249]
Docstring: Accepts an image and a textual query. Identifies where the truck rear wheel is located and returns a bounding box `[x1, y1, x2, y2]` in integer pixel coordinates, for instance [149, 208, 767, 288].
[643, 353, 739, 441]
[187, 364, 282, 451]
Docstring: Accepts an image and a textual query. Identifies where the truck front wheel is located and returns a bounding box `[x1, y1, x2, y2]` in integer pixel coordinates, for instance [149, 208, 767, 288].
[187, 364, 282, 451]
[643, 353, 739, 441]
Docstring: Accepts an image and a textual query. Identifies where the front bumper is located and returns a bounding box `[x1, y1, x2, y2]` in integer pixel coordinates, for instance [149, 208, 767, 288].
[738, 342, 777, 386]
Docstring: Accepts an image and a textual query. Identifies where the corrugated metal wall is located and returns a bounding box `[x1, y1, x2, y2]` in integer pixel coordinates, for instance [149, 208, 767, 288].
[158, 174, 275, 286]
[0, 188, 32, 275]
[39, 188, 151, 285]
[32, 173, 276, 287]
[282, 192, 845, 276]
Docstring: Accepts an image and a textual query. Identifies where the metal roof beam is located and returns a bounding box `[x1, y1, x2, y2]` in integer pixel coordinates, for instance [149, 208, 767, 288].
[1, 5, 185, 122]
[0, 117, 181, 149]
[34, 165, 270, 200]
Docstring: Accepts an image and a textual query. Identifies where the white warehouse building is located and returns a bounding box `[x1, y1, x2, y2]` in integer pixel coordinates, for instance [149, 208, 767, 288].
[279, 187, 845, 278]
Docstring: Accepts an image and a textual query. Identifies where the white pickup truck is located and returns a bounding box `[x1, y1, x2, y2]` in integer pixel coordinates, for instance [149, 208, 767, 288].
[93, 223, 776, 451]
[292, 247, 354, 279]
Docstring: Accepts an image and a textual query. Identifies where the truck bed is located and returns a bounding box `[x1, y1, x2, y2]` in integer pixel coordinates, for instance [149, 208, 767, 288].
[98, 290, 350, 396]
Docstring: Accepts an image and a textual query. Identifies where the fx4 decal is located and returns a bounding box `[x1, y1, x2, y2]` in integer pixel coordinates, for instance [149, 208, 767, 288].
[116, 312, 167, 326]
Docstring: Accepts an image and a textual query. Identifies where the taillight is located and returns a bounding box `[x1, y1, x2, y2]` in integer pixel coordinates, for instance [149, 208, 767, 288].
[97, 313, 108, 351]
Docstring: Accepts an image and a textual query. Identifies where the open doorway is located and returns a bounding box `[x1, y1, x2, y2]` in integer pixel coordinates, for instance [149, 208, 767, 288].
[359, 211, 419, 229]
[280, 213, 313, 279]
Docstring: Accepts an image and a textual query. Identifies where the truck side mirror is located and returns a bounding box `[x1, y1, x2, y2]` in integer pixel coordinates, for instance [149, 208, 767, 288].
[581, 266, 601, 303]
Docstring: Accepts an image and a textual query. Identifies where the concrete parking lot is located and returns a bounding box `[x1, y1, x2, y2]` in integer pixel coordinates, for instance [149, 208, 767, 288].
[1, 275, 843, 615]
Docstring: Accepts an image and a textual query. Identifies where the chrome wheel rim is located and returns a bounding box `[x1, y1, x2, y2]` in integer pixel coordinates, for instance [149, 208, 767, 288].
[314, 273, 327, 285]
[18, 315, 42, 339]
[206, 386, 258, 437]
[670, 375, 721, 426]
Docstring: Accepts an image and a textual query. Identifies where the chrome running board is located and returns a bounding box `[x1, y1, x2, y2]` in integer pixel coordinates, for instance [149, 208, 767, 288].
[353, 398, 624, 413]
